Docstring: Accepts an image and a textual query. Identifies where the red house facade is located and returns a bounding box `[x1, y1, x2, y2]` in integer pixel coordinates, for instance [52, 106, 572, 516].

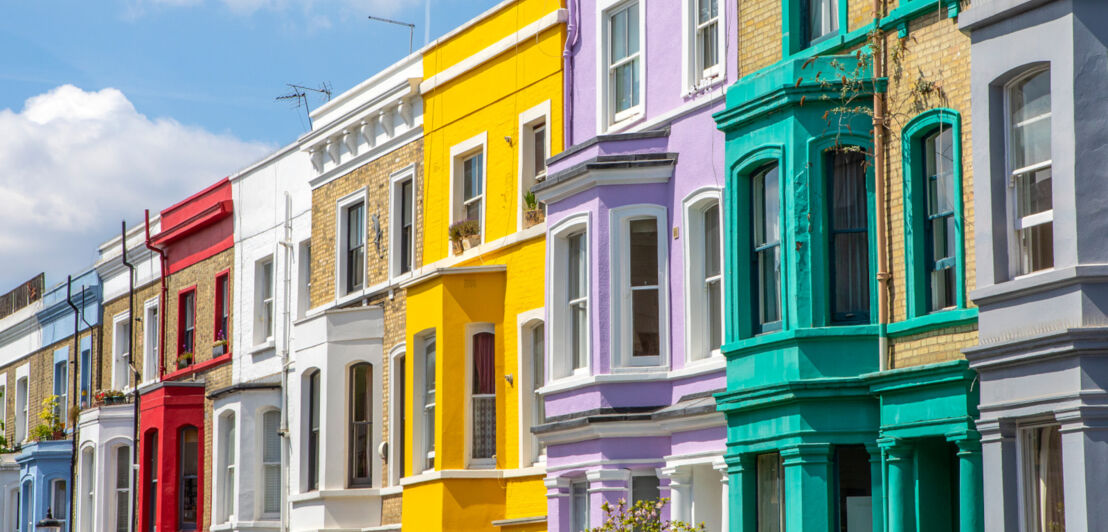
[140, 178, 234, 531]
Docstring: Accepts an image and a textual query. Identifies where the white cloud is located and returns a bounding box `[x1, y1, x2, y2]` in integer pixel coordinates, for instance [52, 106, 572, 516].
[0, 85, 272, 289]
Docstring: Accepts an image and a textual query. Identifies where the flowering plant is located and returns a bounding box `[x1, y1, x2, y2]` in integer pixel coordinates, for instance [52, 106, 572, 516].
[213, 330, 228, 348]
[587, 497, 704, 532]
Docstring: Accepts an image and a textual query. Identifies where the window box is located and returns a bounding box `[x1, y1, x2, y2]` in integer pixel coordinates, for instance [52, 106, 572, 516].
[523, 208, 546, 229]
[177, 353, 194, 370]
[212, 343, 227, 357]
[449, 220, 481, 255]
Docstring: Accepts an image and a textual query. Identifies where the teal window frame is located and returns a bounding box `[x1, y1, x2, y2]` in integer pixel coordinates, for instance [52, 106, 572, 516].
[782, 0, 848, 56]
[901, 109, 966, 319]
[728, 146, 788, 341]
[807, 134, 876, 327]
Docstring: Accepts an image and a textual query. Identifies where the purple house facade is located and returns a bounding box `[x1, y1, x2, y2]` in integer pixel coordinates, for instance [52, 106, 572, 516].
[532, 1, 736, 530]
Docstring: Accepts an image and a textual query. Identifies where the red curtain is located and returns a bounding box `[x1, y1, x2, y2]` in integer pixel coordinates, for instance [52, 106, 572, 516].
[473, 332, 495, 394]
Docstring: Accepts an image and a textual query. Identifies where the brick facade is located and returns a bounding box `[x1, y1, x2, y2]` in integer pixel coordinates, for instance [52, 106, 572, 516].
[99, 280, 162, 391]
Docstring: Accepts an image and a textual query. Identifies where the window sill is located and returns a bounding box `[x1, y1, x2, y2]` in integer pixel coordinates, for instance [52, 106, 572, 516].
[887, 308, 978, 337]
[722, 324, 881, 354]
[669, 355, 726, 379]
[249, 340, 276, 356]
[604, 110, 645, 135]
[163, 353, 232, 381]
[289, 487, 386, 503]
[972, 264, 1108, 305]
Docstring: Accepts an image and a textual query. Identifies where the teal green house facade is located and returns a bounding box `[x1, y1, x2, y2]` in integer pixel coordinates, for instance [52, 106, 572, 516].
[712, 2, 983, 531]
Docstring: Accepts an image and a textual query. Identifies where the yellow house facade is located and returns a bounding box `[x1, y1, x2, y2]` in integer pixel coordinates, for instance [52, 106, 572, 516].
[401, 0, 565, 530]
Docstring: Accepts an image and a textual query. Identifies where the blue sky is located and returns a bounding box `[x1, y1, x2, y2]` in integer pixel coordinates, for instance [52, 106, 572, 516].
[0, 0, 501, 291]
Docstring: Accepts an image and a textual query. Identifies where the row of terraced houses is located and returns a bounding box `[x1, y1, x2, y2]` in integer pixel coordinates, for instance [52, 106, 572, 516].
[1, 0, 1104, 531]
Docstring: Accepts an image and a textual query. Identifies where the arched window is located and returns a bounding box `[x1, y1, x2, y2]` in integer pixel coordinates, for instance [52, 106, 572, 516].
[349, 363, 373, 487]
[218, 413, 236, 523]
[826, 149, 871, 324]
[179, 426, 199, 530]
[112, 445, 131, 532]
[79, 447, 94, 532]
[470, 329, 496, 465]
[261, 410, 281, 517]
[143, 430, 158, 532]
[306, 370, 321, 491]
[751, 165, 782, 333]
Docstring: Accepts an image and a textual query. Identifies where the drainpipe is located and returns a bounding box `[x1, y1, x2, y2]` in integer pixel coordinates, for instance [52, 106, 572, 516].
[144, 210, 168, 378]
[122, 221, 140, 532]
[278, 192, 294, 532]
[65, 276, 81, 530]
[873, 0, 890, 371]
[562, 0, 579, 148]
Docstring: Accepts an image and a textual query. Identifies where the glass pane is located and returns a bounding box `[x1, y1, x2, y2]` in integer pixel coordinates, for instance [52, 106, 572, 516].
[704, 204, 721, 278]
[698, 0, 717, 22]
[614, 61, 638, 113]
[472, 333, 495, 395]
[629, 219, 658, 287]
[611, 7, 627, 61]
[758, 247, 782, 325]
[632, 288, 660, 358]
[263, 465, 280, 514]
[263, 412, 280, 463]
[532, 324, 545, 423]
[631, 475, 660, 506]
[757, 453, 784, 532]
[925, 127, 955, 215]
[628, 4, 639, 55]
[931, 265, 955, 311]
[830, 151, 870, 321]
[465, 200, 482, 225]
[424, 339, 436, 399]
[701, 23, 718, 70]
[472, 395, 496, 459]
[833, 232, 870, 319]
[568, 233, 586, 299]
[464, 155, 482, 200]
[1010, 70, 1052, 169]
[571, 302, 588, 370]
[810, 0, 839, 41]
[116, 446, 130, 489]
[1027, 426, 1066, 532]
[708, 279, 722, 350]
[1016, 166, 1052, 218]
[353, 422, 370, 479]
[53, 481, 67, 515]
[352, 365, 369, 422]
[1020, 222, 1054, 274]
[571, 482, 588, 532]
[533, 124, 547, 177]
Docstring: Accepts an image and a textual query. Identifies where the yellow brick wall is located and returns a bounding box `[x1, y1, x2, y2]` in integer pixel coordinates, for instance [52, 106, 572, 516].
[164, 248, 234, 371]
[99, 280, 161, 391]
[890, 324, 978, 369]
[309, 139, 424, 309]
[739, 0, 783, 75]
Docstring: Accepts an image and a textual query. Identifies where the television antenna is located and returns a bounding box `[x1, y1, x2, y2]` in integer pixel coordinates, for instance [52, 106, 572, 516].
[275, 82, 333, 130]
[368, 14, 416, 55]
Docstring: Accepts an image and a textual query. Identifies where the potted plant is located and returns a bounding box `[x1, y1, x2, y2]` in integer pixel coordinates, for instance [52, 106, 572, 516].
[96, 390, 126, 406]
[213, 331, 228, 356]
[34, 395, 65, 440]
[177, 351, 194, 370]
[448, 219, 481, 255]
[522, 190, 545, 228]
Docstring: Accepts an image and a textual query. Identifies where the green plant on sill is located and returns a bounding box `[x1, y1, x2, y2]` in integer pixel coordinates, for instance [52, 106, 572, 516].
[0, 388, 7, 453]
[586, 498, 704, 532]
[448, 219, 480, 242]
[31, 395, 65, 441]
[523, 190, 539, 211]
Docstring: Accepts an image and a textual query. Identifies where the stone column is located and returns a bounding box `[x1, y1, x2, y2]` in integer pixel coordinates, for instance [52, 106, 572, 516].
[545, 476, 572, 532]
[949, 432, 982, 532]
[725, 453, 755, 532]
[781, 443, 833, 532]
[879, 438, 913, 532]
[1058, 409, 1108, 532]
[714, 458, 730, 530]
[977, 418, 1019, 531]
[586, 469, 630, 529]
[659, 466, 692, 523]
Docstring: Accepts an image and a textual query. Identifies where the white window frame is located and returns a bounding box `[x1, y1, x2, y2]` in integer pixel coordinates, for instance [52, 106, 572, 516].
[516, 309, 546, 467]
[1016, 421, 1066, 532]
[681, 0, 726, 92]
[597, 0, 647, 132]
[517, 102, 552, 232]
[296, 240, 312, 320]
[110, 442, 133, 532]
[683, 188, 725, 364]
[609, 204, 670, 370]
[388, 345, 406, 485]
[390, 166, 418, 281]
[1003, 66, 1054, 279]
[0, 377, 6, 438]
[336, 188, 369, 299]
[414, 330, 437, 473]
[216, 410, 236, 524]
[449, 132, 489, 252]
[77, 444, 94, 532]
[254, 256, 275, 347]
[53, 347, 69, 425]
[465, 323, 497, 469]
[549, 214, 592, 381]
[142, 298, 159, 385]
[112, 311, 131, 391]
[14, 365, 28, 443]
[258, 408, 282, 519]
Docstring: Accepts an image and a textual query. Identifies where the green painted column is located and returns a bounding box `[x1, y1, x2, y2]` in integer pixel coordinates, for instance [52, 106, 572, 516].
[952, 433, 983, 532]
[781, 443, 832, 532]
[726, 454, 755, 532]
[866, 443, 884, 532]
[880, 439, 913, 532]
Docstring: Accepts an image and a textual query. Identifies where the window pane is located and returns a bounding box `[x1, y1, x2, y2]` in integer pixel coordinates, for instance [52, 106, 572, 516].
[708, 279, 722, 350]
[531, 324, 545, 424]
[829, 151, 870, 322]
[180, 427, 199, 529]
[1010, 70, 1051, 169]
[704, 204, 721, 278]
[1016, 166, 1052, 218]
[614, 61, 639, 114]
[632, 288, 660, 358]
[809, 0, 839, 41]
[533, 124, 547, 177]
[835, 446, 872, 532]
[754, 166, 781, 247]
[571, 482, 589, 532]
[631, 475, 660, 506]
[472, 333, 496, 460]
[1026, 426, 1065, 532]
[629, 219, 658, 287]
[698, 0, 717, 23]
[1020, 222, 1054, 274]
[611, 7, 627, 60]
[350, 364, 372, 485]
[464, 154, 483, 201]
[568, 233, 586, 299]
[757, 453, 784, 532]
[308, 372, 320, 491]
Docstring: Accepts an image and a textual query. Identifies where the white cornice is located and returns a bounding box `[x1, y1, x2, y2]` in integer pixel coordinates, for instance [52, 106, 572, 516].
[307, 126, 424, 190]
[420, 9, 568, 94]
[537, 412, 725, 447]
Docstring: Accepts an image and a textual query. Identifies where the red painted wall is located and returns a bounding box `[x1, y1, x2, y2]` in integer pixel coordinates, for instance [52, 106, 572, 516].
[138, 383, 206, 532]
[153, 178, 234, 275]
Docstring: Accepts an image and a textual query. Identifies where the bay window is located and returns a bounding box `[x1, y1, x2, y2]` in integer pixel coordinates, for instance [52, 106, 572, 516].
[551, 217, 589, 379]
[218, 413, 236, 523]
[113, 446, 131, 532]
[827, 150, 871, 324]
[470, 329, 496, 466]
[613, 206, 667, 368]
[1007, 68, 1053, 276]
[261, 410, 281, 516]
[349, 363, 373, 486]
[753, 165, 782, 332]
[686, 191, 724, 359]
[757, 452, 785, 532]
[1022, 425, 1065, 532]
[179, 426, 199, 530]
[306, 370, 321, 491]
